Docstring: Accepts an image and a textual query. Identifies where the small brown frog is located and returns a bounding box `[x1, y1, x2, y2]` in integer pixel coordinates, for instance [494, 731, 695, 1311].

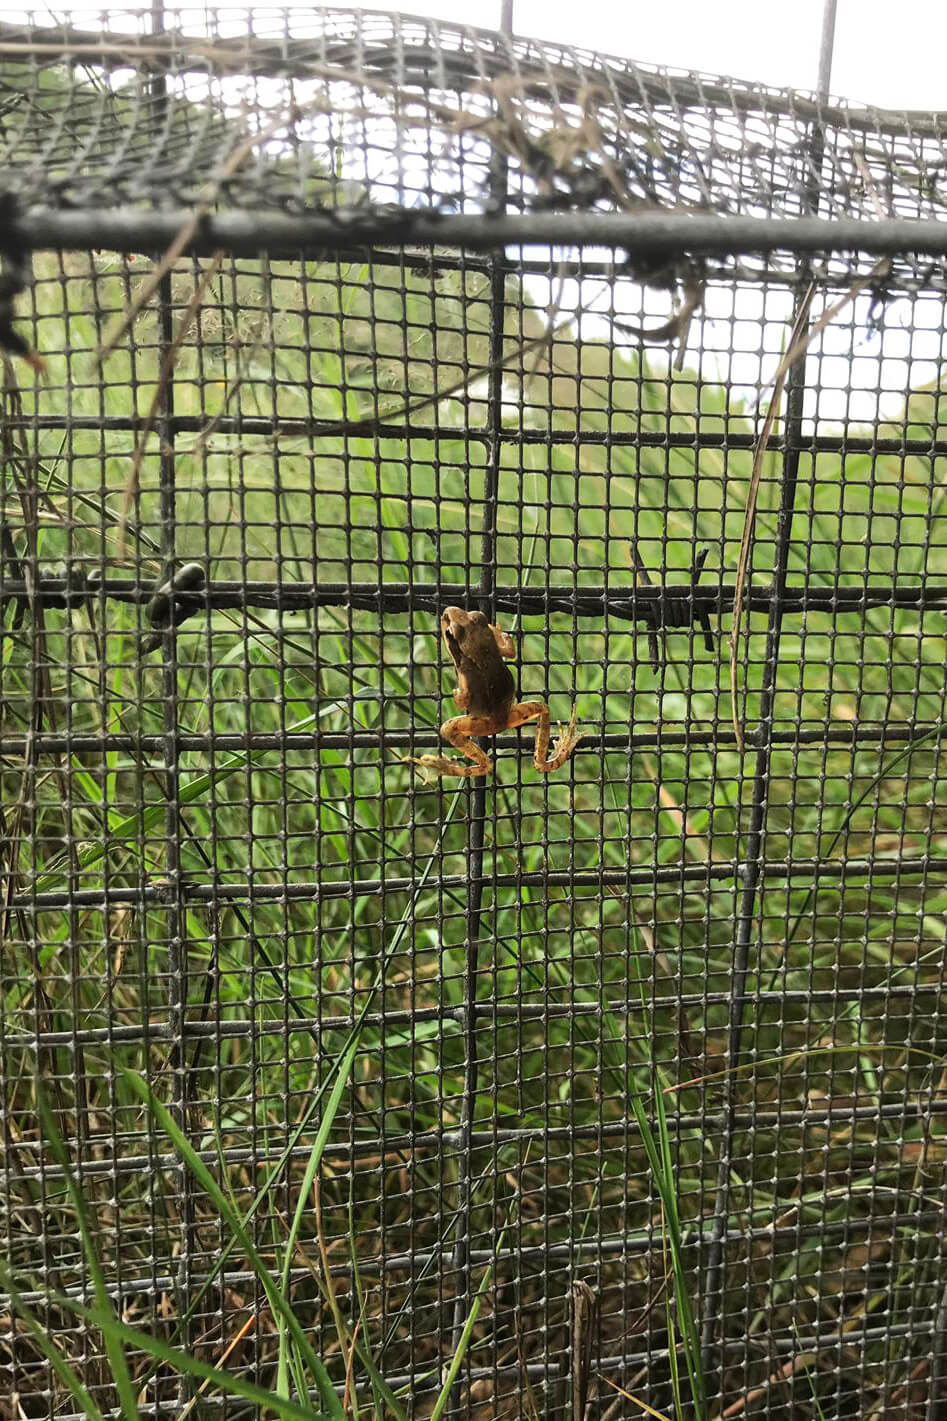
[407, 606, 584, 780]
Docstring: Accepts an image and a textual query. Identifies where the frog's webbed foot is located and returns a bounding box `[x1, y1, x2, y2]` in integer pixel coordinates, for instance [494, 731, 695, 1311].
[398, 716, 497, 781]
[400, 751, 492, 781]
[512, 700, 584, 773]
[538, 704, 584, 773]
[394, 751, 436, 785]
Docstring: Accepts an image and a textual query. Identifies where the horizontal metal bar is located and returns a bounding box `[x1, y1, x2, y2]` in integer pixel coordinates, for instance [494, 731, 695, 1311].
[17, 208, 947, 261]
[6, 974, 944, 1051]
[389, 1319, 929, 1396]
[385, 1319, 929, 1396]
[0, 1300, 918, 1421]
[7, 410, 947, 460]
[3, 574, 944, 619]
[5, 1097, 938, 1199]
[0, 718, 936, 764]
[10, 851, 947, 914]
[0, 1212, 930, 1302]
[17, 1316, 927, 1421]
[0, 721, 933, 759]
[0, 16, 937, 142]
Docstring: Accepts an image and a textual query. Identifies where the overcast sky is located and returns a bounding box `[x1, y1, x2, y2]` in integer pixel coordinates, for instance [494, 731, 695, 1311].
[327, 0, 944, 111]
[375, 0, 943, 423]
[27, 1, 946, 110]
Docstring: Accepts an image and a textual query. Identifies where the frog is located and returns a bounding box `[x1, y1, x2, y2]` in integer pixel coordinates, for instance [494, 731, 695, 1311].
[406, 606, 583, 779]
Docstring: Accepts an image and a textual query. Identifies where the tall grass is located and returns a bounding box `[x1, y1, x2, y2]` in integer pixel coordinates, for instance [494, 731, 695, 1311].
[2, 242, 947, 1416]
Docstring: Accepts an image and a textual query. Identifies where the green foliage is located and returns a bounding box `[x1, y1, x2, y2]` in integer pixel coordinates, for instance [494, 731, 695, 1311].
[3, 231, 947, 1416]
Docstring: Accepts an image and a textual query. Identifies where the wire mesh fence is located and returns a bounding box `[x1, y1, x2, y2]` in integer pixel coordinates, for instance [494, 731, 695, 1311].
[3, 5, 947, 1419]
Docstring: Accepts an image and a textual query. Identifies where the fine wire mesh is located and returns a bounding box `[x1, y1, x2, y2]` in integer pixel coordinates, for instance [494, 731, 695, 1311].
[5, 6, 947, 287]
[3, 7, 947, 1421]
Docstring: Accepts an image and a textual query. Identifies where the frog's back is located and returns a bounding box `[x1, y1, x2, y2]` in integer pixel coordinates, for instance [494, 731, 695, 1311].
[455, 655, 516, 720]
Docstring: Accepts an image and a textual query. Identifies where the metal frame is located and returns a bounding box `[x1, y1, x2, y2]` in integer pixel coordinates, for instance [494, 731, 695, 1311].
[6, 1, 947, 1416]
[10, 210, 947, 262]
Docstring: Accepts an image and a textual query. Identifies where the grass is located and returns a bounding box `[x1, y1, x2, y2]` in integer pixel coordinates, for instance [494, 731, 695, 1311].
[2, 239, 947, 1419]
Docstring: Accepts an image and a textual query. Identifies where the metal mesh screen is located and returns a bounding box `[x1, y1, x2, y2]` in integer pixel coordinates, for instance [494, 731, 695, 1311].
[4, 7, 947, 1420]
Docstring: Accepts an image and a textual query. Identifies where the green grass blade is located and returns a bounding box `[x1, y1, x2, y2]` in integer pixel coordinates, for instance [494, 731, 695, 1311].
[117, 1068, 346, 1420]
[270, 795, 465, 1412]
[428, 1225, 509, 1421]
[277, 1030, 360, 1397]
[0, 1257, 107, 1421]
[53, 1292, 331, 1421]
[131, 1057, 367, 1401]
[347, 1189, 409, 1421]
[281, 1034, 360, 1297]
[768, 718, 947, 986]
[34, 1078, 140, 1421]
[625, 931, 706, 1419]
[33, 702, 363, 892]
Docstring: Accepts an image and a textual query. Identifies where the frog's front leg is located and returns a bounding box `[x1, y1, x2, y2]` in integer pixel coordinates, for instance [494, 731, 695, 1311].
[406, 714, 499, 779]
[508, 700, 584, 773]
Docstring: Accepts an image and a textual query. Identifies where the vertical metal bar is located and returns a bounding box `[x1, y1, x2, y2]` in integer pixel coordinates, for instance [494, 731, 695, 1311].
[149, 0, 193, 1394]
[700, 15, 835, 1389]
[929, 1271, 947, 1421]
[446, 4, 514, 1414]
[817, 0, 839, 98]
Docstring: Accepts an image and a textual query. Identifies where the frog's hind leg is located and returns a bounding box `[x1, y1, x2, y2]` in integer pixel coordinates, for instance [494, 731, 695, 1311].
[509, 701, 584, 773]
[404, 714, 496, 779]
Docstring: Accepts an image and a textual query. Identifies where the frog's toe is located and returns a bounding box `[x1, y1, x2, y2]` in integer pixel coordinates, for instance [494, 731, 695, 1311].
[399, 751, 470, 782]
[544, 706, 584, 770]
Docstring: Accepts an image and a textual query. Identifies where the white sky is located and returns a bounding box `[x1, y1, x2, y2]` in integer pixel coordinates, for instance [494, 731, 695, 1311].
[336, 0, 944, 110]
[469, 0, 947, 423]
[32, 0, 947, 108]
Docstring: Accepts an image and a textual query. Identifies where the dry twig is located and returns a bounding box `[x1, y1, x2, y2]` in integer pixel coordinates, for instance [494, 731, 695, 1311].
[729, 256, 891, 751]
